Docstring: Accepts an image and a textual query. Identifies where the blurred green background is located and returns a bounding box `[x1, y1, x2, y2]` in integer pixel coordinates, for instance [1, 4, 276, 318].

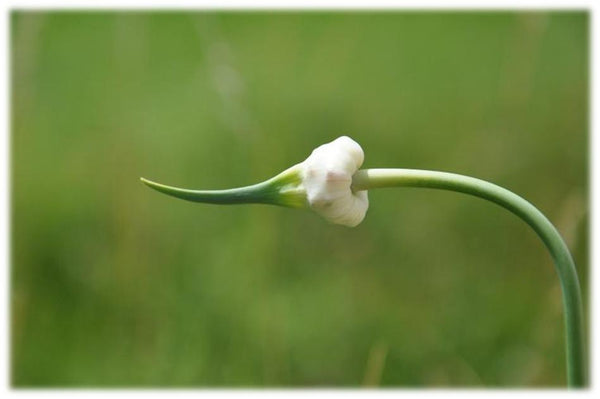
[11, 11, 588, 387]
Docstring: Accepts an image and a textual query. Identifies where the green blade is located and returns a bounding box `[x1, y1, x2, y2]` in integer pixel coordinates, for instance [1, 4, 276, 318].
[140, 177, 277, 205]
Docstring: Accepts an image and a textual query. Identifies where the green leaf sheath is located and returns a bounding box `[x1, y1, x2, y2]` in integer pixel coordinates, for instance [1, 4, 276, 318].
[140, 171, 308, 208]
[140, 177, 283, 205]
[352, 168, 586, 387]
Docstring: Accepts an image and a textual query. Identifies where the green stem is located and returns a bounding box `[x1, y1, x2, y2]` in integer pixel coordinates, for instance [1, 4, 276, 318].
[352, 168, 586, 388]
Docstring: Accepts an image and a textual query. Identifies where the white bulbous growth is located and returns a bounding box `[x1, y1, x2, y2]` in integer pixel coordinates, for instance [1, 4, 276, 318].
[300, 136, 369, 227]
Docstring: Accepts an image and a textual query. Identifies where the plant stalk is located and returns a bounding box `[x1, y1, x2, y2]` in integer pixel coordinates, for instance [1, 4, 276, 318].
[351, 168, 586, 388]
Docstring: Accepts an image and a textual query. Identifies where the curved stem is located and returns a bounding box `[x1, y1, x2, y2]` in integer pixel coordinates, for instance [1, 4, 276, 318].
[352, 168, 586, 388]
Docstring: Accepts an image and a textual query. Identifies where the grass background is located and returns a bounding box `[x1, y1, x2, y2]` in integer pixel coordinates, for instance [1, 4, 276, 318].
[11, 11, 588, 387]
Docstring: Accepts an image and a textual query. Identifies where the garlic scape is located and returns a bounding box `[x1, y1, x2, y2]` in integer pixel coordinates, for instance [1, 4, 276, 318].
[141, 135, 585, 387]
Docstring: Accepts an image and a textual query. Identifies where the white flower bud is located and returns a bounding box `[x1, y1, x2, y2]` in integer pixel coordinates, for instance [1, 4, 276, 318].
[300, 136, 369, 227]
